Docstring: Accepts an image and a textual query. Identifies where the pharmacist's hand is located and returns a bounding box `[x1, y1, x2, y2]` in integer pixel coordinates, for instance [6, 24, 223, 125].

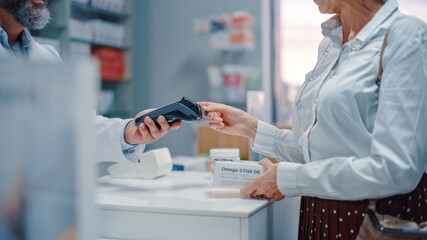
[240, 159, 285, 201]
[124, 109, 181, 145]
[198, 101, 258, 142]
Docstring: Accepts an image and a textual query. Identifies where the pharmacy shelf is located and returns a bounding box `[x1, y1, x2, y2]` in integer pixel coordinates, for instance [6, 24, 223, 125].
[32, 0, 135, 119]
[71, 1, 130, 20]
[31, 24, 67, 41]
[70, 37, 129, 50]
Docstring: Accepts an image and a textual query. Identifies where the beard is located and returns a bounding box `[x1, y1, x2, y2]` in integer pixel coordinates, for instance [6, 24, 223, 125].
[0, 0, 50, 30]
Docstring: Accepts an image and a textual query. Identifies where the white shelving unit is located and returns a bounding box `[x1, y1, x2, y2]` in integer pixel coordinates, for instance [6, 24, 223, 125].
[31, 0, 135, 118]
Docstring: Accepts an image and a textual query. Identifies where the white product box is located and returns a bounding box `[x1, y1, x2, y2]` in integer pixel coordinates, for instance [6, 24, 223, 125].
[172, 156, 209, 172]
[108, 148, 172, 179]
[212, 161, 263, 189]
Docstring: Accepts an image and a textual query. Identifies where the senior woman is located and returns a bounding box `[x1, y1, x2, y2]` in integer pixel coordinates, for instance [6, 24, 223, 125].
[200, 0, 427, 239]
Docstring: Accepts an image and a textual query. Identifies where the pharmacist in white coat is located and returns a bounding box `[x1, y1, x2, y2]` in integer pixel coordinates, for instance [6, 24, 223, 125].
[0, 0, 180, 163]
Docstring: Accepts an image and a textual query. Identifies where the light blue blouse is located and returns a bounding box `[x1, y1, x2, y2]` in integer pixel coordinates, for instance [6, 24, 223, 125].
[253, 0, 427, 200]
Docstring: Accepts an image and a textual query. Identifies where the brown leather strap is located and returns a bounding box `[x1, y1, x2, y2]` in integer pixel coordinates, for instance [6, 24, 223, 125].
[377, 31, 389, 85]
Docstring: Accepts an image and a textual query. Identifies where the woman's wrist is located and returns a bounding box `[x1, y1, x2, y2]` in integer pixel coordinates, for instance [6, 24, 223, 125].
[244, 116, 258, 142]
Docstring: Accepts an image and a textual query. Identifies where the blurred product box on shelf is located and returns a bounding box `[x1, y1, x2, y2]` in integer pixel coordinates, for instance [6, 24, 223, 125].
[247, 91, 268, 122]
[69, 18, 126, 48]
[91, 0, 126, 14]
[90, 20, 125, 47]
[230, 12, 254, 50]
[70, 41, 91, 57]
[207, 64, 259, 103]
[172, 156, 209, 172]
[206, 66, 223, 102]
[223, 65, 245, 103]
[208, 11, 254, 51]
[69, 18, 92, 42]
[206, 66, 222, 88]
[92, 48, 125, 81]
[194, 18, 210, 34]
[209, 14, 230, 51]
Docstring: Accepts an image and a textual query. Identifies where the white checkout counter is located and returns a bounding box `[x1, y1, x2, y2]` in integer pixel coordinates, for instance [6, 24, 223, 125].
[95, 171, 300, 240]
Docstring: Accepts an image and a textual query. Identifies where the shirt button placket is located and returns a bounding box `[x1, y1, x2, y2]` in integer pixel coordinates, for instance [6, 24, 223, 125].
[351, 41, 357, 52]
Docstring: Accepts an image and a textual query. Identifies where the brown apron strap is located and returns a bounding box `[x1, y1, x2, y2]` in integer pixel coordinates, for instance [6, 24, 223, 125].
[377, 31, 389, 86]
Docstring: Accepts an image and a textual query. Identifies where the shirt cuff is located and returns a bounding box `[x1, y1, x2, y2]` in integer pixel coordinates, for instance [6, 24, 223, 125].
[120, 119, 145, 162]
[252, 120, 280, 157]
[277, 162, 303, 197]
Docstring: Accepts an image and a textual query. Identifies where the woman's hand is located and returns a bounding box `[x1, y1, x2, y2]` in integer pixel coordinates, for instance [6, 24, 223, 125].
[241, 158, 285, 201]
[124, 109, 181, 145]
[198, 101, 258, 142]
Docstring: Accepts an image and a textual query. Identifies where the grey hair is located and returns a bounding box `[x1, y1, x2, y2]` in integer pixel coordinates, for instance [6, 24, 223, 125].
[0, 0, 50, 30]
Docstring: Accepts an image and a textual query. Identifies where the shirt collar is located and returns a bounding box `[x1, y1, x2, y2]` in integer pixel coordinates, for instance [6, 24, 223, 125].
[355, 0, 398, 42]
[321, 0, 398, 45]
[21, 28, 33, 48]
[0, 27, 11, 48]
[0, 26, 33, 49]
[321, 15, 344, 45]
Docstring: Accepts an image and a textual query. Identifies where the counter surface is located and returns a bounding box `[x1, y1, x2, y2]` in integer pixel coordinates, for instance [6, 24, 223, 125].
[96, 171, 273, 218]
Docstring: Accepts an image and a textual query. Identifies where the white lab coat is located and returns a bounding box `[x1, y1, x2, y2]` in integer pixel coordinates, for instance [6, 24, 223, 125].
[93, 114, 131, 163]
[0, 27, 142, 163]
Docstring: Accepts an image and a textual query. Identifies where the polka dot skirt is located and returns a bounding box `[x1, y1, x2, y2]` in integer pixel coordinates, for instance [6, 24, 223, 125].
[298, 173, 427, 240]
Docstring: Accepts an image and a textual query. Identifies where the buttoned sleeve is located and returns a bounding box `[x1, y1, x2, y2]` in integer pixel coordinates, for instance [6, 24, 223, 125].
[275, 17, 427, 200]
[253, 121, 305, 164]
[120, 119, 145, 162]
